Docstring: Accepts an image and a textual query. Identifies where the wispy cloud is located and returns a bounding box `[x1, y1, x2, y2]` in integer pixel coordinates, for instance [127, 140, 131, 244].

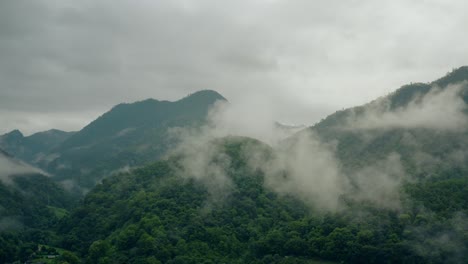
[345, 84, 467, 131]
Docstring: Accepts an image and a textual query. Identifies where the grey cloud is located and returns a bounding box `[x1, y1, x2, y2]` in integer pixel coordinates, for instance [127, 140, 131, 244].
[0, 110, 100, 135]
[1, 0, 468, 135]
[261, 131, 347, 211]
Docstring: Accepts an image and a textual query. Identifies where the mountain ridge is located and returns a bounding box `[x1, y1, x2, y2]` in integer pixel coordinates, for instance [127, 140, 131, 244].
[35, 90, 227, 189]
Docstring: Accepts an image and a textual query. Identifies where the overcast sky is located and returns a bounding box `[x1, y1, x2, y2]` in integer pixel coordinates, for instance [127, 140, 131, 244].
[1, 0, 467, 135]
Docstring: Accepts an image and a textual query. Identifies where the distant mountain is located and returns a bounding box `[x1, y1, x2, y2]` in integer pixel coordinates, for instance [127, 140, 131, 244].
[58, 90, 225, 151]
[0, 129, 75, 165]
[39, 90, 226, 190]
[0, 148, 72, 213]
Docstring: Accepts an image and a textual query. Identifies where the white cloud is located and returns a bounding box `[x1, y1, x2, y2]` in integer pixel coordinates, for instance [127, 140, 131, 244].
[345, 84, 468, 131]
[0, 155, 47, 185]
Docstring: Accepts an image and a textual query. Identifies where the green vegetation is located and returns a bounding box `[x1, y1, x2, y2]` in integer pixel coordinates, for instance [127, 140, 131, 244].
[48, 206, 70, 219]
[56, 137, 467, 263]
[0, 169, 73, 263]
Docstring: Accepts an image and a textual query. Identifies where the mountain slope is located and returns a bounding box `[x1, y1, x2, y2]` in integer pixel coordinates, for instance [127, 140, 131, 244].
[59, 90, 225, 150]
[59, 135, 468, 263]
[308, 66, 468, 173]
[58, 137, 336, 263]
[41, 90, 226, 190]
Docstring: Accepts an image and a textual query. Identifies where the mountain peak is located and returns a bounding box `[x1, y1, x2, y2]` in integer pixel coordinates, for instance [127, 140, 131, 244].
[178, 90, 227, 104]
[58, 90, 226, 154]
[2, 129, 24, 139]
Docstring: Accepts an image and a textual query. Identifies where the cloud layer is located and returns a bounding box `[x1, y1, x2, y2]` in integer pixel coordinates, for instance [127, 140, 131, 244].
[1, 0, 468, 134]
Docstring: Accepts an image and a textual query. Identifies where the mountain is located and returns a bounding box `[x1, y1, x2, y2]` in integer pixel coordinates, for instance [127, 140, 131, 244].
[2, 69, 468, 263]
[57, 68, 468, 263]
[0, 129, 75, 165]
[39, 90, 226, 190]
[58, 90, 225, 151]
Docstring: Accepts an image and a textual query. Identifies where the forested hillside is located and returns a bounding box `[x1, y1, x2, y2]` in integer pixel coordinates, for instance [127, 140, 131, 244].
[0, 150, 74, 263]
[58, 136, 467, 263]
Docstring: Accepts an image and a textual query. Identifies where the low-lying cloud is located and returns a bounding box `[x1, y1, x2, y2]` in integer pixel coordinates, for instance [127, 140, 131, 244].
[206, 100, 306, 145]
[168, 102, 409, 212]
[259, 131, 347, 211]
[347, 153, 406, 209]
[0, 155, 47, 185]
[165, 81, 467, 212]
[168, 126, 234, 204]
[345, 84, 468, 131]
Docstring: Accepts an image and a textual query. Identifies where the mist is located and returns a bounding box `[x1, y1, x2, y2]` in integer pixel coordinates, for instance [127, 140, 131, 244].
[345, 84, 468, 131]
[168, 125, 234, 205]
[0, 155, 47, 185]
[168, 100, 411, 212]
[206, 100, 307, 145]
